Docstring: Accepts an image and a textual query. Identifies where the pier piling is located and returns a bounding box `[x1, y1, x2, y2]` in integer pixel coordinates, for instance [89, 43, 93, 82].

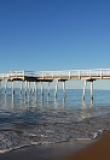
[40, 82, 44, 95]
[90, 81, 93, 100]
[5, 80, 7, 94]
[54, 79, 58, 97]
[11, 81, 15, 94]
[82, 81, 87, 100]
[25, 81, 27, 94]
[0, 81, 1, 91]
[20, 81, 23, 94]
[28, 81, 30, 94]
[47, 82, 50, 96]
[33, 82, 37, 94]
[63, 81, 66, 96]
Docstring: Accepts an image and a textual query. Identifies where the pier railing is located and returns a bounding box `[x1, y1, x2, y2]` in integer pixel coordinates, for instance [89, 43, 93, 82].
[1, 69, 110, 80]
[10, 71, 35, 77]
[10, 71, 24, 77]
[0, 71, 36, 79]
[24, 71, 35, 77]
[35, 69, 110, 79]
[0, 73, 10, 79]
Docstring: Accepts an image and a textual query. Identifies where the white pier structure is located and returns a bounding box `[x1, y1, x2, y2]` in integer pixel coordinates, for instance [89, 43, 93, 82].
[0, 69, 110, 100]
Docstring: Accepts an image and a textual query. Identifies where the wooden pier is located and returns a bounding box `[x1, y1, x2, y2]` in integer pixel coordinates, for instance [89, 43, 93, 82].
[0, 69, 110, 99]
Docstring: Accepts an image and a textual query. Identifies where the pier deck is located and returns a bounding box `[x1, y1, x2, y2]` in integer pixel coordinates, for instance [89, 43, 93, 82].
[0, 69, 110, 100]
[1, 69, 110, 82]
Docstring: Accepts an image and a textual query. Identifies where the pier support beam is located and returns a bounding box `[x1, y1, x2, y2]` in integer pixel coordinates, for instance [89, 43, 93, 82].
[11, 81, 15, 94]
[82, 80, 94, 101]
[40, 82, 44, 95]
[54, 79, 58, 97]
[5, 80, 7, 94]
[24, 81, 27, 94]
[20, 81, 23, 94]
[25, 81, 29, 95]
[47, 82, 50, 96]
[63, 81, 66, 97]
[33, 82, 37, 94]
[82, 81, 87, 100]
[26, 81, 30, 94]
[0, 81, 1, 91]
[90, 81, 93, 100]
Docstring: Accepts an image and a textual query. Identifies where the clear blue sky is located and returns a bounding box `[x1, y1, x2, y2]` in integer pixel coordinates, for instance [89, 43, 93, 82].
[0, 0, 110, 72]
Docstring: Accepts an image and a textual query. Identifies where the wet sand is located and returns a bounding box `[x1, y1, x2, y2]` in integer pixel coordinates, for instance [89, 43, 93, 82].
[67, 130, 110, 160]
[0, 131, 110, 160]
[0, 141, 91, 160]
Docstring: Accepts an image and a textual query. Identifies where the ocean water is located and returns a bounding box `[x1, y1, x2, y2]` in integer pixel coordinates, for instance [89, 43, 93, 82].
[0, 89, 110, 153]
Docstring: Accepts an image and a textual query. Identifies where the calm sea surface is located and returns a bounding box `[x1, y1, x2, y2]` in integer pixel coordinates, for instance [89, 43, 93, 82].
[0, 89, 110, 152]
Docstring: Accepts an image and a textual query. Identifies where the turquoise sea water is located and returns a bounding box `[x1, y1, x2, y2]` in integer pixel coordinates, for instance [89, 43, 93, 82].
[0, 89, 110, 153]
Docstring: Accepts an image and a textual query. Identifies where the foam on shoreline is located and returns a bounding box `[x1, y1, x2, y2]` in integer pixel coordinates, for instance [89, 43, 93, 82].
[0, 128, 108, 154]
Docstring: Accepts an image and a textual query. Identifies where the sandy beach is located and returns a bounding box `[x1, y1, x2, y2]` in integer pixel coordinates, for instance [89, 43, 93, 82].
[67, 130, 110, 160]
[0, 131, 110, 160]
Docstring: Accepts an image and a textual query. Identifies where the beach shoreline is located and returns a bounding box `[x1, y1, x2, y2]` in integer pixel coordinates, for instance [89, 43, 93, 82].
[0, 139, 93, 160]
[0, 130, 109, 160]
